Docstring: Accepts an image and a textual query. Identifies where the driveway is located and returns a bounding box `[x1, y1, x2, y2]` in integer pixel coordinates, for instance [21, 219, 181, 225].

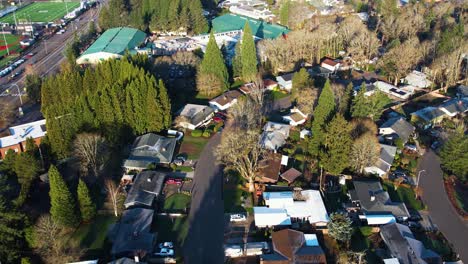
[183, 133, 224, 264]
[418, 149, 468, 262]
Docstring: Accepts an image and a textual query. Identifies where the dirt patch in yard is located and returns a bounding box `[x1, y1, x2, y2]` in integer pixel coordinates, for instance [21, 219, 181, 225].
[444, 176, 468, 219]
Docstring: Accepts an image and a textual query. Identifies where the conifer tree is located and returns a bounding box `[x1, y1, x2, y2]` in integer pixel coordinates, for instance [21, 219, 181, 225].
[77, 179, 96, 222]
[280, 0, 290, 26]
[351, 85, 390, 121]
[198, 32, 229, 95]
[240, 22, 258, 82]
[189, 0, 208, 34]
[292, 68, 312, 97]
[232, 40, 242, 78]
[321, 114, 352, 174]
[351, 83, 369, 119]
[309, 79, 336, 156]
[48, 165, 79, 227]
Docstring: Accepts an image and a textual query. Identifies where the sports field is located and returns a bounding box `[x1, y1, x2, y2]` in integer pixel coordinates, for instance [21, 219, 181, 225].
[0, 34, 23, 56]
[0, 1, 81, 24]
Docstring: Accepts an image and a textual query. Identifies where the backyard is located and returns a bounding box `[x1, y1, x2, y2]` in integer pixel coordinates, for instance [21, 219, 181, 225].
[0, 2, 82, 24]
[164, 193, 191, 212]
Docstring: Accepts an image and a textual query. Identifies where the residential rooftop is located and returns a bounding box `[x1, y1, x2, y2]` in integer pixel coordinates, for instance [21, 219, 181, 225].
[0, 119, 47, 148]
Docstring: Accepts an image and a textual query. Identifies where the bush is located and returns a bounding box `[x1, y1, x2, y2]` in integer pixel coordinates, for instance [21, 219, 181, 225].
[191, 129, 203, 137]
[360, 226, 373, 237]
[290, 130, 300, 142]
[202, 131, 211, 138]
[295, 154, 305, 161]
[213, 121, 224, 132]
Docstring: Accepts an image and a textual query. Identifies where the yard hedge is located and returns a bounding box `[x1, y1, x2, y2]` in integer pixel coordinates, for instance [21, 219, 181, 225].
[191, 129, 203, 137]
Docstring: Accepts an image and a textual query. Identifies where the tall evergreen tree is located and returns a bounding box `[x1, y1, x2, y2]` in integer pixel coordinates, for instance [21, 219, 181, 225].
[240, 22, 258, 82]
[321, 114, 352, 174]
[48, 165, 79, 227]
[198, 32, 229, 93]
[232, 40, 242, 78]
[77, 179, 96, 222]
[440, 128, 468, 181]
[14, 152, 40, 205]
[351, 85, 390, 121]
[308, 79, 336, 156]
[279, 0, 290, 26]
[189, 0, 208, 34]
[339, 82, 353, 116]
[292, 68, 312, 97]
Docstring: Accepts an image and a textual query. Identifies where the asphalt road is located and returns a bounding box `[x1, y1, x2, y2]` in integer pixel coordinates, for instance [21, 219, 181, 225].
[418, 149, 468, 262]
[183, 133, 225, 264]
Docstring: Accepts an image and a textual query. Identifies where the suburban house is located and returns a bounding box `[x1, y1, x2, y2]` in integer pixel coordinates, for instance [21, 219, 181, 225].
[320, 58, 340, 72]
[260, 122, 291, 151]
[280, 168, 302, 184]
[403, 70, 432, 89]
[254, 190, 329, 228]
[124, 171, 166, 208]
[76, 27, 148, 65]
[410, 107, 446, 129]
[379, 117, 415, 144]
[364, 144, 397, 177]
[260, 229, 327, 264]
[276, 73, 294, 92]
[353, 83, 377, 96]
[0, 119, 47, 159]
[283, 108, 307, 126]
[380, 223, 442, 264]
[438, 98, 468, 117]
[264, 79, 278, 90]
[374, 81, 414, 100]
[348, 180, 410, 223]
[123, 133, 177, 171]
[209, 90, 242, 111]
[308, 66, 333, 78]
[257, 152, 282, 183]
[176, 104, 214, 130]
[110, 208, 156, 258]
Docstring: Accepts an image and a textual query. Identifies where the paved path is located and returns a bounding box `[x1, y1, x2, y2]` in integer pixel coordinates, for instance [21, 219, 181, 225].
[183, 133, 224, 264]
[418, 149, 468, 262]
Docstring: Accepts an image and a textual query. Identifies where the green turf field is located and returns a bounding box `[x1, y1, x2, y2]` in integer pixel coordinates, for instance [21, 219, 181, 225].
[0, 34, 23, 57]
[0, 2, 81, 24]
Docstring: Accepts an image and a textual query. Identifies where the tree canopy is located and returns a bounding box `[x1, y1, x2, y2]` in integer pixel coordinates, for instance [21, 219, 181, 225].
[48, 165, 79, 228]
[440, 129, 468, 181]
[240, 22, 258, 82]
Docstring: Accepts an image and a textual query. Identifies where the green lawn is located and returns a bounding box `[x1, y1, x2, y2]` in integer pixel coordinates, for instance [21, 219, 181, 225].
[223, 171, 249, 213]
[70, 214, 117, 257]
[0, 2, 81, 24]
[0, 34, 23, 57]
[270, 90, 289, 100]
[164, 193, 191, 211]
[179, 134, 209, 160]
[383, 181, 424, 210]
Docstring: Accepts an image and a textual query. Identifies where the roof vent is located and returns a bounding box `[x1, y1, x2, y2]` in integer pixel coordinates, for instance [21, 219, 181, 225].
[162, 147, 167, 152]
[147, 177, 152, 183]
[370, 195, 375, 202]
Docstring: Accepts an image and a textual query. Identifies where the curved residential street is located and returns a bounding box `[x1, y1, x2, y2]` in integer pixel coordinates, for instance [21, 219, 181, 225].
[418, 149, 468, 263]
[183, 133, 225, 264]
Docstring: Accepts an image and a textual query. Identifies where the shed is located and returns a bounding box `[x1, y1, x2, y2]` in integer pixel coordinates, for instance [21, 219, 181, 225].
[280, 168, 302, 184]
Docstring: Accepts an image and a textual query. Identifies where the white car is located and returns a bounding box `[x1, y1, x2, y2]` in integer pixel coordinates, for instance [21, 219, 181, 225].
[158, 242, 174, 249]
[154, 248, 174, 257]
[230, 214, 246, 222]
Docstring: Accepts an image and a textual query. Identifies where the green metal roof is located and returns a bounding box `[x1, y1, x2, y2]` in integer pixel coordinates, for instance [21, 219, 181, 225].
[81, 27, 146, 56]
[212, 14, 290, 39]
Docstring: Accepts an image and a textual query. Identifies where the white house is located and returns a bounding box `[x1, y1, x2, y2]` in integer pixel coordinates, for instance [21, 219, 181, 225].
[276, 73, 294, 92]
[254, 190, 329, 228]
[209, 90, 243, 111]
[282, 108, 307, 126]
[374, 81, 414, 100]
[176, 104, 214, 130]
[260, 122, 290, 151]
[320, 58, 341, 72]
[403, 70, 432, 89]
[364, 144, 397, 177]
[229, 5, 275, 20]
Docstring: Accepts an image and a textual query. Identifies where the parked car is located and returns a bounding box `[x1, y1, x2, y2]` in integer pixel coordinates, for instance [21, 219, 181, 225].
[158, 242, 174, 249]
[154, 248, 174, 257]
[407, 221, 422, 230]
[404, 144, 417, 152]
[230, 214, 246, 222]
[9, 69, 24, 80]
[431, 141, 441, 150]
[213, 116, 223, 123]
[166, 178, 182, 185]
[25, 52, 35, 59]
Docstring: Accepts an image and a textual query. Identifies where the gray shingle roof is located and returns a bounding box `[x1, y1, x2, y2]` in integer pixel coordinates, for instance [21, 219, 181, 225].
[380, 223, 441, 264]
[110, 208, 155, 255]
[439, 98, 468, 115]
[380, 118, 415, 143]
[380, 144, 397, 166]
[351, 180, 410, 218]
[124, 133, 177, 169]
[457, 85, 468, 98]
[124, 171, 167, 208]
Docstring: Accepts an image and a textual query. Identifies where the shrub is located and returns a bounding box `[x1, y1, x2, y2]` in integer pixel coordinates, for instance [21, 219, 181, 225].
[290, 130, 300, 142]
[191, 129, 203, 137]
[360, 226, 373, 237]
[213, 121, 224, 132]
[202, 131, 211, 137]
[295, 154, 305, 161]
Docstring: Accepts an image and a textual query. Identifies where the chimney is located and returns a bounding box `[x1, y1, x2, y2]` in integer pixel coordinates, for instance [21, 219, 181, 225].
[134, 256, 140, 263]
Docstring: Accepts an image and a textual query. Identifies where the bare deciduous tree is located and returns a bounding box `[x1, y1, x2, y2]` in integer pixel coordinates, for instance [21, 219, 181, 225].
[105, 179, 123, 217]
[196, 72, 224, 98]
[216, 129, 266, 192]
[350, 118, 378, 139]
[228, 96, 263, 130]
[295, 87, 318, 115]
[73, 133, 108, 178]
[430, 43, 467, 91]
[351, 133, 381, 174]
